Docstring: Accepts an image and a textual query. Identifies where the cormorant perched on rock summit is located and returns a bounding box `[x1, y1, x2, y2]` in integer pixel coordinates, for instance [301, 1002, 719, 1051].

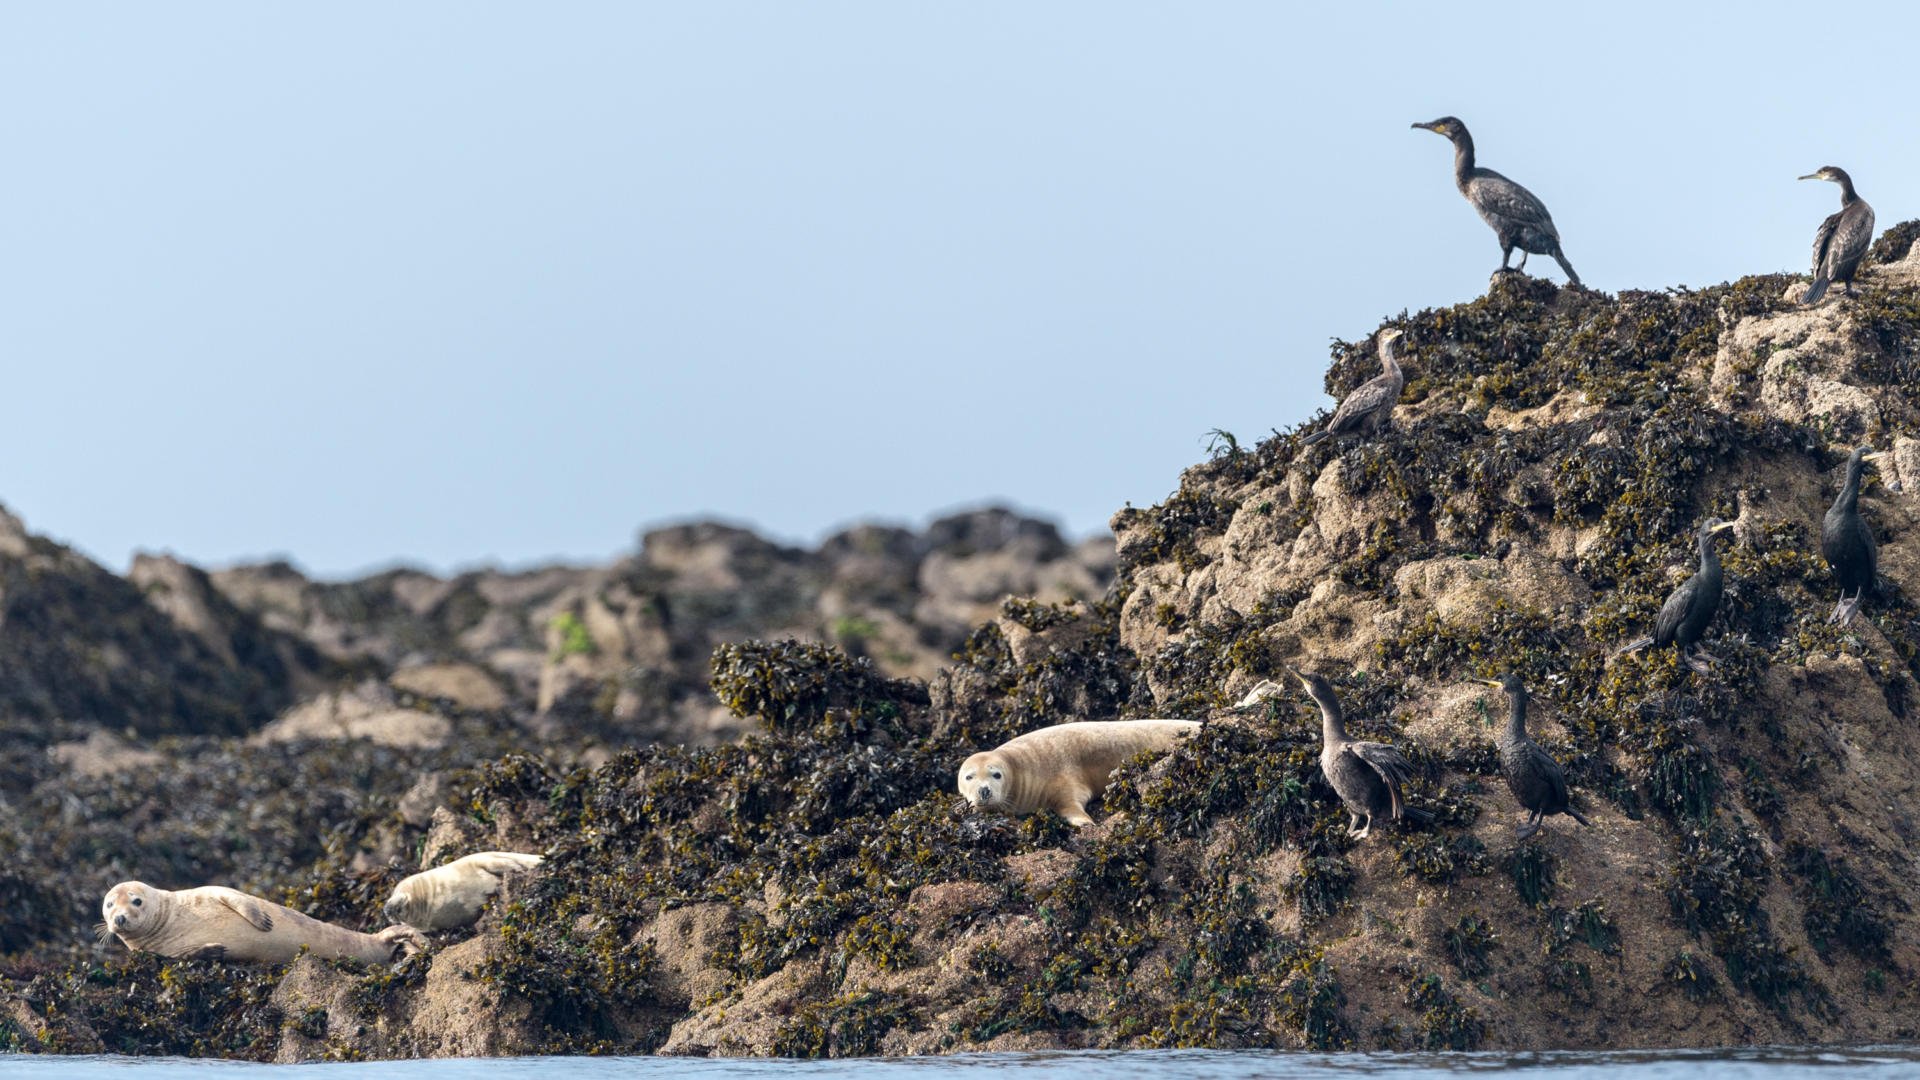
[1473, 674, 1590, 839]
[1413, 117, 1579, 286]
[1302, 329, 1406, 447]
[1615, 518, 1736, 674]
[1823, 447, 1887, 625]
[1289, 667, 1430, 839]
[1800, 166, 1875, 304]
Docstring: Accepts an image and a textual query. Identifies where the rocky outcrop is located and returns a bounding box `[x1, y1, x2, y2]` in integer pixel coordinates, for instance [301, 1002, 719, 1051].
[0, 513, 323, 737]
[6, 234, 1920, 1060]
[208, 508, 1111, 746]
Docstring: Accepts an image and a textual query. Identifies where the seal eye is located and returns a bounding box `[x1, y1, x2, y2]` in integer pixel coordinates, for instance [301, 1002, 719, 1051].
[990, 769, 1002, 780]
[131, 898, 142, 907]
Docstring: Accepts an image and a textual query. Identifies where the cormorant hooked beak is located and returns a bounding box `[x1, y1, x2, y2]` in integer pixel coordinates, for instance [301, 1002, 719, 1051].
[1471, 677, 1503, 688]
[1798, 171, 1830, 182]
[1283, 665, 1313, 692]
[1708, 521, 1737, 535]
[1863, 451, 1890, 464]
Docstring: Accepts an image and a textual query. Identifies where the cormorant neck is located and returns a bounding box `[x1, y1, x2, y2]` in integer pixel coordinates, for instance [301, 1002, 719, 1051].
[1838, 460, 1865, 512]
[1316, 697, 1347, 744]
[1381, 344, 1402, 379]
[1837, 176, 1860, 205]
[1505, 691, 1528, 740]
[1452, 135, 1475, 189]
[1697, 531, 1722, 571]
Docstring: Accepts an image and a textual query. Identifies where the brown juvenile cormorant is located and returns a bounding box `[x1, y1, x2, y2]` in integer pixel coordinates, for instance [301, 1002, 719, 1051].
[1615, 518, 1737, 674]
[1800, 166, 1875, 304]
[1302, 330, 1406, 446]
[1473, 674, 1590, 839]
[1823, 447, 1888, 625]
[1289, 666, 1430, 838]
[1412, 117, 1579, 286]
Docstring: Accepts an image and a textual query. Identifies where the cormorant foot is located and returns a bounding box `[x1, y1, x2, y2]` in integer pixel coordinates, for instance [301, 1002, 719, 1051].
[1515, 821, 1542, 840]
[1834, 594, 1863, 626]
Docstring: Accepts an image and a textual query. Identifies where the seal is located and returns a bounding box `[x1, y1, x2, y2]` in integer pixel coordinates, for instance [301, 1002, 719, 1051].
[100, 881, 421, 965]
[383, 851, 545, 931]
[957, 719, 1201, 826]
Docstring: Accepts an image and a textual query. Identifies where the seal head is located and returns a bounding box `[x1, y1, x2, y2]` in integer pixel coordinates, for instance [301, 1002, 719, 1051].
[101, 881, 166, 942]
[957, 751, 1015, 813]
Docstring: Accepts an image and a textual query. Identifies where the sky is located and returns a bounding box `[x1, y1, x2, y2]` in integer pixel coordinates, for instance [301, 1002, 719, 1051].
[2, 2, 1915, 577]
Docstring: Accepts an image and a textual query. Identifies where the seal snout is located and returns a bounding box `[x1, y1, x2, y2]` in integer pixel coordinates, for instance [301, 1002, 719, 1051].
[976, 785, 993, 802]
[114, 913, 128, 928]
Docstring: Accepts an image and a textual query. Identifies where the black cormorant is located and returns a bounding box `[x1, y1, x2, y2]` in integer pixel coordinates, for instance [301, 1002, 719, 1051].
[1412, 117, 1579, 286]
[1472, 674, 1590, 839]
[1823, 446, 1887, 625]
[1800, 166, 1875, 304]
[1615, 518, 1737, 673]
[1289, 667, 1431, 838]
[1302, 330, 1406, 446]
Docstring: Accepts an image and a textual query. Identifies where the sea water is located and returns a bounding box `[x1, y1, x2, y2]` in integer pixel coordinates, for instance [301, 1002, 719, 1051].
[4, 1046, 1920, 1078]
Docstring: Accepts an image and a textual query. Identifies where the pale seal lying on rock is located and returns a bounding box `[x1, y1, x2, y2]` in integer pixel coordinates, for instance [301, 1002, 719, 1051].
[383, 851, 544, 931]
[958, 719, 1201, 826]
[100, 881, 421, 965]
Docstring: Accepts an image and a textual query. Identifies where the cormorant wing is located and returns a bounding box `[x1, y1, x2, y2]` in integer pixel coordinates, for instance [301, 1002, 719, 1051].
[1828, 203, 1875, 278]
[1651, 575, 1698, 646]
[1347, 741, 1413, 817]
[1525, 741, 1569, 806]
[1328, 374, 1399, 428]
[1812, 209, 1844, 276]
[1467, 170, 1560, 240]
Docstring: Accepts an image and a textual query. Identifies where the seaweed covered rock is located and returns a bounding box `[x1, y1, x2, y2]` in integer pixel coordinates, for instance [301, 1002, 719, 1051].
[0, 508, 323, 737]
[205, 507, 1112, 743]
[11, 234, 1920, 1060]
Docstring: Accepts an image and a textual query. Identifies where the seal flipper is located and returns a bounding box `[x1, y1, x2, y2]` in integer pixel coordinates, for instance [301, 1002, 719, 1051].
[376, 924, 425, 962]
[457, 852, 544, 876]
[1056, 783, 1097, 827]
[182, 944, 229, 961]
[212, 891, 276, 932]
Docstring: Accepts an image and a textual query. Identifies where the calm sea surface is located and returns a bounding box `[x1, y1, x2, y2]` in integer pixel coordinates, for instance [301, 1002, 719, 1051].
[4, 1048, 1920, 1079]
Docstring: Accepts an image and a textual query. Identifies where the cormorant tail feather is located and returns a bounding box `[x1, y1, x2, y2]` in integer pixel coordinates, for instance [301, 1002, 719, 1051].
[1554, 251, 1580, 287]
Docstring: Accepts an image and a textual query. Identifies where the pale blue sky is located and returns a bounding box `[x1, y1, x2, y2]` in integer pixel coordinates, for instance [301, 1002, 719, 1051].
[1, 2, 1911, 576]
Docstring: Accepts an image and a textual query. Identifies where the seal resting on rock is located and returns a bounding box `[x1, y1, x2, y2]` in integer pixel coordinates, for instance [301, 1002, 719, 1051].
[958, 719, 1201, 826]
[100, 881, 421, 965]
[383, 851, 544, 931]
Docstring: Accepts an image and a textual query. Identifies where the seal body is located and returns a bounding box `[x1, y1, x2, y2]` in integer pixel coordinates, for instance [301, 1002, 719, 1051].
[957, 719, 1201, 826]
[101, 881, 421, 965]
[383, 851, 544, 931]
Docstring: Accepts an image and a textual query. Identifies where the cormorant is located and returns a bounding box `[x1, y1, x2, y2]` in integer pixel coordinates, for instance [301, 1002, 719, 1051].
[1289, 666, 1431, 838]
[1412, 117, 1580, 286]
[1302, 329, 1406, 446]
[1472, 674, 1590, 839]
[1615, 518, 1737, 674]
[1823, 447, 1887, 625]
[1800, 166, 1875, 304]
